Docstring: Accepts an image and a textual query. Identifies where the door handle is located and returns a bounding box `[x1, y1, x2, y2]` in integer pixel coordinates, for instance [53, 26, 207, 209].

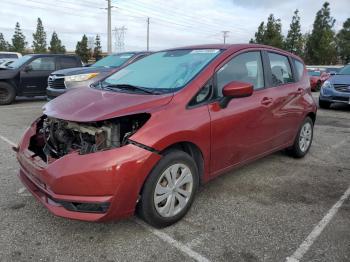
[261, 97, 273, 106]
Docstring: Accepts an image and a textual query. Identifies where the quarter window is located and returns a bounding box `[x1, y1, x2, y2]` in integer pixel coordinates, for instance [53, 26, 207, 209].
[29, 57, 56, 71]
[268, 53, 293, 86]
[216, 52, 264, 97]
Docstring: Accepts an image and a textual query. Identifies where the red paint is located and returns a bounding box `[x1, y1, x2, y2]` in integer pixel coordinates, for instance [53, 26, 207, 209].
[17, 44, 317, 222]
[222, 81, 253, 98]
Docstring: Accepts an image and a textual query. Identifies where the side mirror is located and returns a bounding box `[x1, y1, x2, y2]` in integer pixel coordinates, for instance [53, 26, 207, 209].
[219, 81, 253, 108]
[23, 64, 33, 72]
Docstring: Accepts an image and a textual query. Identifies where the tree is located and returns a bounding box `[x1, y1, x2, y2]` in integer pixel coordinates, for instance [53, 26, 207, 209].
[337, 18, 350, 64]
[75, 34, 90, 63]
[11, 22, 27, 53]
[305, 2, 337, 64]
[250, 14, 284, 48]
[93, 34, 102, 61]
[285, 10, 304, 56]
[32, 18, 47, 53]
[0, 33, 10, 51]
[48, 31, 66, 54]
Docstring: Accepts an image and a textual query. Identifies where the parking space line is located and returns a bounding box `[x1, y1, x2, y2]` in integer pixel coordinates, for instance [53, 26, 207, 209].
[133, 218, 210, 262]
[286, 185, 350, 262]
[0, 134, 17, 148]
[0, 106, 43, 110]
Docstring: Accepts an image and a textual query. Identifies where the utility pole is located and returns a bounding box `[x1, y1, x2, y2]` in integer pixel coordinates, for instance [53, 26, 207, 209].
[107, 0, 112, 54]
[100, 0, 115, 54]
[146, 17, 150, 51]
[222, 30, 230, 44]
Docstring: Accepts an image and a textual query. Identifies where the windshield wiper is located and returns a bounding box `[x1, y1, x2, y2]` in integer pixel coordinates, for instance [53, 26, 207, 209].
[102, 84, 161, 94]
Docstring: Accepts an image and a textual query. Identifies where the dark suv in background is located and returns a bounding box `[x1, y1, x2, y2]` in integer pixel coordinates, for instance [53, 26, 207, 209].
[46, 52, 151, 100]
[0, 54, 82, 105]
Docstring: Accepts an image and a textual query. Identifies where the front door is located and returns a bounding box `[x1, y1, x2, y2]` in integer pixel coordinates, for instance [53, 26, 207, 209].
[209, 51, 280, 176]
[20, 56, 56, 95]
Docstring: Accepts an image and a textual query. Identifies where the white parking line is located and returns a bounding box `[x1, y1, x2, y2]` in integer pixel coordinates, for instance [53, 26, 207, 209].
[133, 218, 210, 262]
[0, 106, 43, 110]
[0, 134, 17, 148]
[0, 134, 210, 261]
[286, 186, 350, 262]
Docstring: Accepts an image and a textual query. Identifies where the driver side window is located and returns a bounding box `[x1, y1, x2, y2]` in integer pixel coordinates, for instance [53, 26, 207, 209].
[215, 51, 264, 97]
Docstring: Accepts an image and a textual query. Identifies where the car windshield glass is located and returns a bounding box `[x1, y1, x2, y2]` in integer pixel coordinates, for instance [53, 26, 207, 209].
[92, 53, 136, 68]
[307, 71, 321, 76]
[338, 65, 350, 75]
[102, 49, 222, 92]
[7, 55, 33, 69]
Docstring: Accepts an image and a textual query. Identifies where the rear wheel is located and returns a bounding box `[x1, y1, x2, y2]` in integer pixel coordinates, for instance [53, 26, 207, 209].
[0, 82, 16, 105]
[138, 150, 199, 228]
[287, 117, 314, 158]
[319, 98, 331, 109]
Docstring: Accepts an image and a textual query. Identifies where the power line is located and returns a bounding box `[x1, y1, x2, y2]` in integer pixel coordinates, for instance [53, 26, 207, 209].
[113, 26, 127, 52]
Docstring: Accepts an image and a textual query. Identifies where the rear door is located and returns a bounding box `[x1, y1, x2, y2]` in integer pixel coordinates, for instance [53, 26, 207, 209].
[209, 50, 279, 176]
[20, 56, 57, 95]
[263, 51, 304, 147]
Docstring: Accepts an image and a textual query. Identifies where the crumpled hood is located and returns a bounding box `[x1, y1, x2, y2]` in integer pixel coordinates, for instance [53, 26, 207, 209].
[52, 66, 116, 76]
[43, 87, 173, 122]
[328, 75, 350, 85]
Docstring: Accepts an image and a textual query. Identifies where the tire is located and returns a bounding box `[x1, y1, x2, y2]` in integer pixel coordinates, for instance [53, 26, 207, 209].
[319, 98, 331, 109]
[287, 117, 314, 158]
[0, 82, 16, 105]
[138, 150, 199, 228]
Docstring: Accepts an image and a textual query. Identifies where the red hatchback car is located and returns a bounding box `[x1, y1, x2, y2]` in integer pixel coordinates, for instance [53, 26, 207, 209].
[16, 44, 317, 227]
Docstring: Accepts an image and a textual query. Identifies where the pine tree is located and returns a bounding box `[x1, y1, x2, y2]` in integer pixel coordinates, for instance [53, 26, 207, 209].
[32, 18, 47, 53]
[285, 10, 304, 56]
[337, 18, 350, 64]
[48, 31, 66, 54]
[305, 2, 337, 64]
[93, 34, 102, 61]
[0, 33, 9, 51]
[11, 22, 27, 53]
[75, 34, 91, 63]
[250, 15, 284, 48]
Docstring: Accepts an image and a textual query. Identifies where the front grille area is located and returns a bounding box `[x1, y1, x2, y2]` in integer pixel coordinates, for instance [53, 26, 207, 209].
[334, 84, 350, 93]
[48, 75, 66, 89]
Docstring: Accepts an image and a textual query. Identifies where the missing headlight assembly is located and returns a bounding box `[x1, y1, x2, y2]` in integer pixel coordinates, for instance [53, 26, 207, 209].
[28, 113, 150, 162]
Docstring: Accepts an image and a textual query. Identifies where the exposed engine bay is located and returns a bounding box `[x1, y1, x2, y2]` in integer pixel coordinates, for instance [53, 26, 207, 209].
[29, 114, 150, 163]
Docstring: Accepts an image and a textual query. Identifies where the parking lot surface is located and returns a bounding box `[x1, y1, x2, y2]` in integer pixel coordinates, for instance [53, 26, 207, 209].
[0, 94, 349, 262]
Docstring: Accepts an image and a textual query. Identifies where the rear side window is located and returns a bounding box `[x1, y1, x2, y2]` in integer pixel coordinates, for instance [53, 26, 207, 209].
[268, 52, 293, 86]
[216, 51, 264, 96]
[59, 57, 78, 69]
[0, 53, 18, 59]
[294, 59, 305, 81]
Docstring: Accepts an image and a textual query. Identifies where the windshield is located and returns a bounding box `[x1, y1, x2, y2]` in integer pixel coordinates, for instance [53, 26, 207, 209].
[102, 49, 222, 92]
[93, 53, 136, 68]
[307, 71, 321, 76]
[338, 65, 350, 75]
[8, 55, 33, 69]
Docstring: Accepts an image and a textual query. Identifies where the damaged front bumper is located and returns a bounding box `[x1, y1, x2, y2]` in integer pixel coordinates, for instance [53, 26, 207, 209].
[17, 118, 161, 222]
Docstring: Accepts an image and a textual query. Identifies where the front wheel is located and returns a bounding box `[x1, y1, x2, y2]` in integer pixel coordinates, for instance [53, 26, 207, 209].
[287, 117, 314, 158]
[138, 150, 199, 228]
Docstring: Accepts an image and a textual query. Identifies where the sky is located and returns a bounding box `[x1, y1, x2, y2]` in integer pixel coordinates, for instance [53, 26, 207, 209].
[0, 0, 349, 52]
